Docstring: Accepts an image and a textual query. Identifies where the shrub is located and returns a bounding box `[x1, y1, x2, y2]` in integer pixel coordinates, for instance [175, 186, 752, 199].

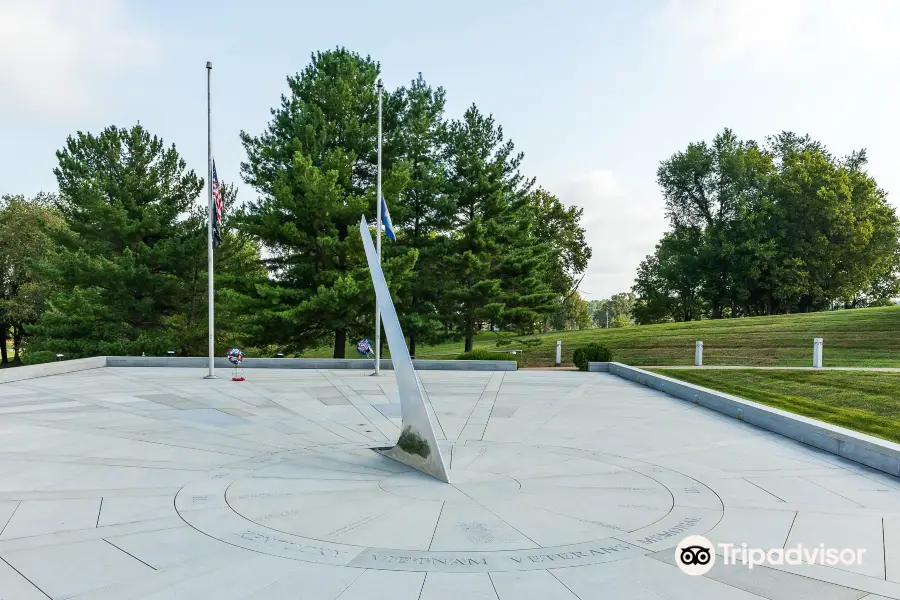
[457, 348, 521, 367]
[572, 342, 614, 371]
[20, 350, 57, 366]
[457, 348, 504, 361]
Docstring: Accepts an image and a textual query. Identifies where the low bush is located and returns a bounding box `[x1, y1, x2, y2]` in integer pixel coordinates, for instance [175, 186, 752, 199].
[457, 348, 522, 367]
[457, 348, 504, 361]
[20, 350, 58, 366]
[572, 342, 614, 371]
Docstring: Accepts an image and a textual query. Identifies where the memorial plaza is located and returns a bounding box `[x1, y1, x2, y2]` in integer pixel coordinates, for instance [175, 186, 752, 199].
[0, 365, 898, 599]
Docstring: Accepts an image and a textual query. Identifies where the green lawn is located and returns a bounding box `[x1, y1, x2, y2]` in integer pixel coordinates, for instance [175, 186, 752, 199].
[650, 368, 900, 444]
[302, 305, 900, 367]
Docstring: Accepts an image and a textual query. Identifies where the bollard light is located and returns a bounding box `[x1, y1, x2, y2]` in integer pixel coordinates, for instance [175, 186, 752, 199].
[55, 353, 64, 361]
[555, 340, 562, 366]
[695, 341, 703, 366]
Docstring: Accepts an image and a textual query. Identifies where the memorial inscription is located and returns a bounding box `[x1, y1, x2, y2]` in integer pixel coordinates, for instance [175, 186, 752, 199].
[177, 444, 723, 573]
[507, 544, 634, 563]
[238, 530, 347, 559]
[630, 516, 702, 545]
[367, 554, 489, 567]
[352, 542, 642, 572]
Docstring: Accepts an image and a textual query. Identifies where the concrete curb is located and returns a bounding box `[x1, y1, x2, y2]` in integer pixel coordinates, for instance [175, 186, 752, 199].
[0, 357, 107, 385]
[1, 356, 517, 384]
[104, 356, 517, 371]
[605, 362, 900, 478]
[587, 362, 610, 372]
[636, 365, 900, 372]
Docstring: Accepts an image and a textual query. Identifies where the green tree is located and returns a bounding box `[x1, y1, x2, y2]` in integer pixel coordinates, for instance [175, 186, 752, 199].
[32, 125, 205, 357]
[639, 129, 900, 320]
[610, 314, 632, 328]
[765, 134, 900, 312]
[0, 193, 65, 365]
[388, 74, 454, 357]
[588, 292, 636, 328]
[548, 291, 591, 330]
[444, 104, 534, 351]
[607, 292, 636, 327]
[527, 188, 592, 298]
[632, 229, 705, 324]
[656, 128, 773, 318]
[239, 48, 413, 358]
[494, 217, 559, 334]
[589, 300, 606, 328]
[172, 181, 267, 355]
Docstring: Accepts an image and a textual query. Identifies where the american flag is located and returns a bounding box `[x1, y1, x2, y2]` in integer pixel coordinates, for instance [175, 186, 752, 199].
[211, 159, 224, 249]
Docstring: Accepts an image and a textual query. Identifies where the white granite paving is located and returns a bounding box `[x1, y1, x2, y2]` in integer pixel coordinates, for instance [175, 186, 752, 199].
[0, 367, 898, 599]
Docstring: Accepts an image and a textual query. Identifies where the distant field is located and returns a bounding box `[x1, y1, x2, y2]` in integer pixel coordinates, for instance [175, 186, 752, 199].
[650, 368, 900, 444]
[302, 306, 900, 367]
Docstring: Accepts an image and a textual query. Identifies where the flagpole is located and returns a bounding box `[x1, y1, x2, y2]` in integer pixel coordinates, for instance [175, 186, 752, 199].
[374, 79, 383, 376]
[204, 61, 216, 379]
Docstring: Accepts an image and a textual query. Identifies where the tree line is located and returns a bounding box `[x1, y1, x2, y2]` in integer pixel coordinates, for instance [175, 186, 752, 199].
[632, 129, 900, 324]
[5, 53, 897, 366]
[0, 48, 592, 366]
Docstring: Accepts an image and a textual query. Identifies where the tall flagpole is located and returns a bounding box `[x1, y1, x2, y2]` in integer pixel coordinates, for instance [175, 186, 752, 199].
[374, 79, 383, 376]
[204, 61, 216, 379]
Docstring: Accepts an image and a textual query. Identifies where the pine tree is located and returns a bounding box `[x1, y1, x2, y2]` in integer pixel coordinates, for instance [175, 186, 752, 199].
[32, 125, 205, 356]
[444, 105, 532, 351]
[174, 181, 267, 355]
[388, 74, 454, 357]
[493, 213, 559, 334]
[239, 48, 413, 358]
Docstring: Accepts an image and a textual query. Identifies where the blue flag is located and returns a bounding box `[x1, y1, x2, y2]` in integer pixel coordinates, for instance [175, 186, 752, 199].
[381, 196, 396, 241]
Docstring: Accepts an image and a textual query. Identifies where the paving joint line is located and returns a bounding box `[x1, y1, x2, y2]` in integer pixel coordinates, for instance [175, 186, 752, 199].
[0, 555, 52, 599]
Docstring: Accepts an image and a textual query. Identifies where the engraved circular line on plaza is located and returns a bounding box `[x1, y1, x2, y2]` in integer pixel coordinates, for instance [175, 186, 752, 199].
[223, 446, 677, 549]
[175, 442, 724, 571]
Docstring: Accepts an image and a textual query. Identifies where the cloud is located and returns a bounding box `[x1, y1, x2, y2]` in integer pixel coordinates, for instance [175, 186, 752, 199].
[0, 0, 158, 118]
[658, 0, 900, 73]
[554, 170, 667, 300]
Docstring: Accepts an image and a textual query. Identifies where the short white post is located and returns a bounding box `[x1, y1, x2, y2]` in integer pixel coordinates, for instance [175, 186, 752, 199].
[695, 341, 703, 366]
[555, 340, 562, 366]
[813, 337, 823, 368]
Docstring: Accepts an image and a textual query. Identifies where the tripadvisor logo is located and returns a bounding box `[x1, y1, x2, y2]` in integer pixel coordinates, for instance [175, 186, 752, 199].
[675, 535, 868, 575]
[675, 535, 715, 576]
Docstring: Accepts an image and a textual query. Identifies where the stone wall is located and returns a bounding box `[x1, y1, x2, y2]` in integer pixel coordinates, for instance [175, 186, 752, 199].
[606, 362, 900, 478]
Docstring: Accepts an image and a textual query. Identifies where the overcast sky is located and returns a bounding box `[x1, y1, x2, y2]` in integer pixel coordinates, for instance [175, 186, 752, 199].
[2, 0, 898, 299]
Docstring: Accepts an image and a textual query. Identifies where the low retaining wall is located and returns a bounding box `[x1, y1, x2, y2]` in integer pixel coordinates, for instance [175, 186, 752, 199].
[105, 357, 365, 370]
[587, 362, 610, 372]
[0, 356, 107, 385]
[0, 356, 516, 384]
[105, 356, 516, 371]
[606, 363, 900, 478]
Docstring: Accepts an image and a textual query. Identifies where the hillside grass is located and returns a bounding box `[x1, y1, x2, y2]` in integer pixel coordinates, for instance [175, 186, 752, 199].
[649, 368, 900, 444]
[302, 306, 900, 367]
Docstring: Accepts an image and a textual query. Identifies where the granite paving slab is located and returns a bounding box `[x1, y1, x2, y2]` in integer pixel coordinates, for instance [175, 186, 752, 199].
[0, 367, 897, 599]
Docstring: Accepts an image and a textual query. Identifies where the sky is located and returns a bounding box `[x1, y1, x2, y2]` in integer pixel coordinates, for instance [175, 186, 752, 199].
[2, 0, 899, 300]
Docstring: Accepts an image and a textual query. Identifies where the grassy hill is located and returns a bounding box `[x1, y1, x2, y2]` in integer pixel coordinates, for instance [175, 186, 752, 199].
[651, 369, 900, 443]
[303, 306, 900, 367]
